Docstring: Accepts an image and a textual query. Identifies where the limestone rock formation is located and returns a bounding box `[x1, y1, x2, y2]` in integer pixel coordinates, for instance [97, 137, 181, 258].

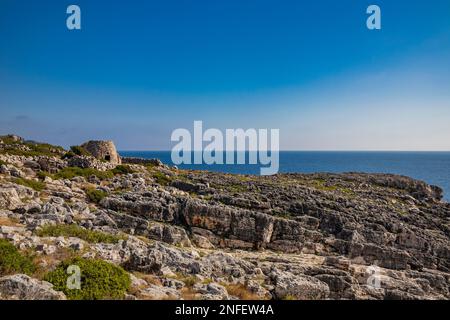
[0, 135, 449, 300]
[0, 274, 66, 300]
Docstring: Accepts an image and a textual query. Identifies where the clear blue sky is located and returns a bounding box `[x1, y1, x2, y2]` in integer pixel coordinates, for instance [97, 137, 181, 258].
[1, 0, 449, 150]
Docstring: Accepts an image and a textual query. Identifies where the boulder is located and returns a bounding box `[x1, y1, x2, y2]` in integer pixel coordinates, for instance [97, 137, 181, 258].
[0, 274, 66, 300]
[270, 270, 330, 300]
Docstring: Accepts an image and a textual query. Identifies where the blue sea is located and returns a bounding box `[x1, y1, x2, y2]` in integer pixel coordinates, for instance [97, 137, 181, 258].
[120, 151, 450, 202]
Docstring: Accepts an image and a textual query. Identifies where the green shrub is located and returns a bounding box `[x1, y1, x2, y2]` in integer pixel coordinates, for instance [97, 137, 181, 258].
[36, 224, 125, 244]
[14, 177, 46, 191]
[0, 239, 36, 276]
[26, 142, 65, 156]
[182, 276, 197, 288]
[53, 165, 134, 181]
[53, 167, 114, 180]
[44, 257, 131, 300]
[37, 171, 52, 180]
[0, 139, 65, 157]
[0, 135, 19, 145]
[0, 159, 8, 166]
[111, 165, 134, 175]
[86, 188, 108, 203]
[62, 151, 76, 159]
[149, 170, 172, 186]
[70, 145, 91, 156]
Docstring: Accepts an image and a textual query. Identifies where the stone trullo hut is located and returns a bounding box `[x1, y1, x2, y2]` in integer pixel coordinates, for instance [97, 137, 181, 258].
[81, 140, 121, 165]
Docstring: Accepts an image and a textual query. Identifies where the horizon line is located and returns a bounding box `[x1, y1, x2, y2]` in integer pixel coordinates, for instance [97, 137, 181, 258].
[118, 150, 450, 153]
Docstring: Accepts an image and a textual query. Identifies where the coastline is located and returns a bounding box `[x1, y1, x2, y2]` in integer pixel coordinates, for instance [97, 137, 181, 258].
[0, 135, 449, 300]
[120, 151, 450, 202]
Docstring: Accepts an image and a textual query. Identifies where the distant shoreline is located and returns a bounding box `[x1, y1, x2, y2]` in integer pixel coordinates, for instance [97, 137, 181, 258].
[120, 150, 450, 202]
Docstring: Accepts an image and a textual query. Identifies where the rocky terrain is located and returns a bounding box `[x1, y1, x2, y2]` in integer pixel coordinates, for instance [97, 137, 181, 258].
[0, 134, 449, 300]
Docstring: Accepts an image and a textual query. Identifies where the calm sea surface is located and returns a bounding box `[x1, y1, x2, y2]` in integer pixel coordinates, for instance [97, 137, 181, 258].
[119, 151, 450, 202]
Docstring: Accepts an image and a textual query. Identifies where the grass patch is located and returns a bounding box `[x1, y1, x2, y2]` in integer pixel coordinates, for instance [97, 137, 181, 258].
[272, 211, 293, 219]
[111, 165, 134, 175]
[52, 166, 134, 181]
[14, 177, 46, 191]
[0, 216, 21, 227]
[227, 184, 248, 193]
[0, 159, 8, 166]
[70, 145, 91, 156]
[223, 283, 260, 300]
[309, 179, 355, 196]
[148, 169, 172, 186]
[85, 188, 108, 203]
[210, 181, 248, 193]
[32, 247, 79, 280]
[53, 167, 114, 180]
[311, 179, 338, 192]
[0, 135, 20, 145]
[62, 145, 91, 159]
[0, 138, 65, 157]
[171, 273, 198, 288]
[36, 224, 126, 244]
[44, 257, 131, 300]
[0, 239, 36, 276]
[36, 171, 52, 180]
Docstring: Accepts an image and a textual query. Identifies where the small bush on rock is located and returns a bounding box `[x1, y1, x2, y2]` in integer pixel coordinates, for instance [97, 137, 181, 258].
[62, 151, 76, 159]
[44, 257, 131, 300]
[85, 188, 108, 203]
[111, 165, 134, 175]
[36, 171, 52, 180]
[0, 239, 36, 276]
[149, 170, 172, 186]
[70, 145, 91, 156]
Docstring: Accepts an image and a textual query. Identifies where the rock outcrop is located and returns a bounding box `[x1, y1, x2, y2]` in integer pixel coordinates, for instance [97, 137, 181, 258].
[0, 136, 449, 300]
[0, 274, 66, 300]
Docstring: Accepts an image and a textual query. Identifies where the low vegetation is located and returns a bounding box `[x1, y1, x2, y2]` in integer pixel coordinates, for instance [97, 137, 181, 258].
[62, 145, 92, 159]
[14, 177, 46, 191]
[70, 145, 91, 157]
[148, 168, 173, 186]
[272, 211, 293, 219]
[36, 171, 52, 180]
[48, 165, 134, 181]
[36, 224, 126, 244]
[309, 179, 355, 196]
[223, 283, 260, 300]
[53, 167, 114, 180]
[85, 188, 108, 203]
[111, 165, 134, 175]
[44, 257, 131, 300]
[0, 137, 65, 157]
[0, 216, 21, 227]
[0, 239, 36, 276]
